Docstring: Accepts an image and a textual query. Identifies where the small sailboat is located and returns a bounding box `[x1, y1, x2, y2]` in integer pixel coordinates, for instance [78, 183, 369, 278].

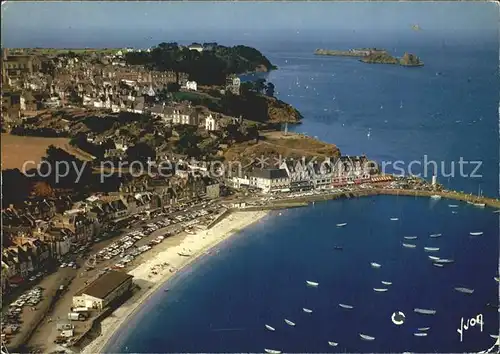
[430, 195, 442, 200]
[494, 277, 499, 283]
[448, 204, 459, 208]
[284, 319, 296, 326]
[454, 287, 474, 294]
[404, 236, 418, 240]
[414, 308, 437, 315]
[390, 217, 399, 221]
[306, 280, 319, 287]
[400, 100, 403, 109]
[424, 247, 439, 252]
[370, 262, 381, 268]
[336, 223, 347, 227]
[303, 308, 313, 313]
[402, 243, 416, 249]
[264, 349, 281, 354]
[433, 263, 444, 268]
[339, 303, 354, 309]
[367, 129, 371, 138]
[359, 333, 375, 341]
[381, 281, 392, 285]
[328, 341, 339, 347]
[428, 256, 440, 261]
[452, 211, 458, 214]
[418, 327, 430, 331]
[429, 233, 442, 238]
[265, 325, 276, 331]
[469, 231, 484, 236]
[414, 332, 428, 337]
[434, 258, 454, 264]
[373, 288, 388, 292]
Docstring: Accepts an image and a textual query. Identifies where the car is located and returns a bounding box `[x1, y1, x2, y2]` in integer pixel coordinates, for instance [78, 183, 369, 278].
[29, 276, 36, 282]
[59, 263, 67, 268]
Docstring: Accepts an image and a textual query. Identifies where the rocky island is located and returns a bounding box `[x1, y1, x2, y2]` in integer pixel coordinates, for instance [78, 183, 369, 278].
[314, 48, 424, 67]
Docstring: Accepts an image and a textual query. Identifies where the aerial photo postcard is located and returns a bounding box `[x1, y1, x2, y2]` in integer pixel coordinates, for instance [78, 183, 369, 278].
[0, 1, 499, 353]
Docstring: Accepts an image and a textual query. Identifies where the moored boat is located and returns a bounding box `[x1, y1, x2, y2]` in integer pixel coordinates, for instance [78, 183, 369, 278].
[430, 195, 441, 200]
[418, 327, 430, 331]
[495, 277, 500, 283]
[454, 287, 474, 294]
[373, 288, 388, 292]
[336, 223, 347, 227]
[434, 258, 454, 264]
[402, 243, 416, 248]
[414, 308, 436, 315]
[265, 324, 276, 331]
[469, 231, 484, 236]
[414, 332, 428, 337]
[424, 247, 439, 252]
[448, 204, 458, 208]
[404, 236, 418, 240]
[429, 233, 442, 238]
[428, 256, 440, 260]
[381, 281, 392, 285]
[433, 263, 444, 268]
[359, 333, 375, 341]
[264, 349, 281, 354]
[284, 319, 296, 326]
[328, 341, 339, 347]
[303, 308, 313, 313]
[370, 262, 381, 268]
[306, 280, 319, 287]
[339, 303, 354, 309]
[390, 217, 399, 221]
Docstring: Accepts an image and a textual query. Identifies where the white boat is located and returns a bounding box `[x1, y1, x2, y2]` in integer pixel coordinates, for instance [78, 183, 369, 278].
[418, 327, 430, 331]
[495, 277, 499, 283]
[370, 262, 381, 268]
[428, 256, 440, 261]
[430, 195, 442, 200]
[306, 280, 319, 287]
[404, 236, 418, 240]
[469, 231, 484, 236]
[414, 308, 437, 315]
[414, 332, 428, 337]
[381, 281, 392, 285]
[284, 319, 296, 326]
[434, 258, 454, 263]
[373, 288, 388, 292]
[265, 324, 276, 331]
[328, 341, 339, 347]
[452, 211, 458, 214]
[472, 203, 486, 208]
[448, 204, 459, 208]
[429, 233, 442, 238]
[359, 333, 375, 341]
[339, 303, 354, 309]
[336, 223, 347, 227]
[390, 217, 399, 221]
[302, 308, 313, 313]
[402, 243, 416, 248]
[433, 263, 444, 268]
[454, 287, 474, 294]
[424, 247, 439, 252]
[264, 349, 281, 354]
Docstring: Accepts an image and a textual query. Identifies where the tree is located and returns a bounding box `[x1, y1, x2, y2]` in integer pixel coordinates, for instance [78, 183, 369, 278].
[265, 82, 275, 97]
[167, 82, 180, 92]
[126, 142, 156, 164]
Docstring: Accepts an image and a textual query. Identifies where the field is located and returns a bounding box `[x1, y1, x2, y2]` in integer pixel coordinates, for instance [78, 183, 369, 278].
[1, 134, 93, 171]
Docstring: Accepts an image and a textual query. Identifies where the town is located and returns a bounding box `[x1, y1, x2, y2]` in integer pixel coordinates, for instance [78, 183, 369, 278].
[1, 43, 494, 354]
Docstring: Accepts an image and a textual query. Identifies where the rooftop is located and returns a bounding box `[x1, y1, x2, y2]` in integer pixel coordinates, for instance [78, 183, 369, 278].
[75, 270, 133, 300]
[249, 168, 289, 180]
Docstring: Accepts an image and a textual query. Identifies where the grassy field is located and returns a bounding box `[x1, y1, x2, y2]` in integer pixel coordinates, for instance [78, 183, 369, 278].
[1, 134, 94, 171]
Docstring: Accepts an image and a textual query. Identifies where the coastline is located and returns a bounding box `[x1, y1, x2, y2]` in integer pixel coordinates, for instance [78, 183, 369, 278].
[81, 210, 269, 354]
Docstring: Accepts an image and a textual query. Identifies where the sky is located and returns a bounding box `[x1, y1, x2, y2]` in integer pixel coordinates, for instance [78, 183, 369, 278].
[1, 1, 498, 48]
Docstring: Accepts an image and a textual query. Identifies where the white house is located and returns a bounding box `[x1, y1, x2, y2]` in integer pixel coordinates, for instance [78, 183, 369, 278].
[188, 44, 203, 52]
[186, 81, 197, 91]
[205, 114, 219, 131]
[248, 168, 290, 193]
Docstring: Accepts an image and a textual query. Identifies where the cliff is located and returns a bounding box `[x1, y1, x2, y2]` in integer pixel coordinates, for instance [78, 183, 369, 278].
[266, 96, 303, 124]
[399, 52, 424, 66]
[361, 52, 423, 67]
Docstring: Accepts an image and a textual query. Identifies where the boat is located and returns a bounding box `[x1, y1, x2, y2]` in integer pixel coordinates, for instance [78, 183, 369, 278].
[418, 327, 430, 331]
[424, 247, 439, 252]
[370, 262, 382, 268]
[493, 210, 500, 214]
[472, 202, 486, 208]
[414, 332, 428, 337]
[404, 236, 418, 240]
[265, 325, 276, 331]
[306, 280, 319, 287]
[339, 303, 354, 309]
[336, 223, 347, 227]
[414, 308, 437, 315]
[469, 231, 484, 236]
[433, 263, 444, 268]
[390, 217, 399, 221]
[495, 277, 499, 283]
[428, 256, 440, 261]
[429, 233, 442, 238]
[469, 186, 485, 207]
[430, 195, 442, 200]
[452, 211, 458, 214]
[359, 333, 375, 341]
[303, 308, 313, 313]
[284, 319, 296, 326]
[373, 288, 388, 292]
[454, 287, 474, 294]
[381, 281, 392, 285]
[264, 349, 281, 354]
[402, 243, 416, 248]
[448, 204, 459, 208]
[328, 341, 339, 347]
[334, 246, 343, 251]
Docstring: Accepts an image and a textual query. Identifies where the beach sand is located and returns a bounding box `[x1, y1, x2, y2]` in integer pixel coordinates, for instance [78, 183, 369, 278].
[81, 210, 268, 354]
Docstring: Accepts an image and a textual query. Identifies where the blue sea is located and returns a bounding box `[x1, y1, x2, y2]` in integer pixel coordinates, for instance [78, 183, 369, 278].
[102, 28, 500, 353]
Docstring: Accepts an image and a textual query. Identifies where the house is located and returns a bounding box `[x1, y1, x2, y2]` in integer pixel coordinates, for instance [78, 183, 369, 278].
[185, 81, 197, 91]
[150, 103, 167, 119]
[248, 168, 290, 193]
[226, 75, 241, 95]
[166, 105, 199, 126]
[307, 159, 334, 189]
[279, 158, 313, 191]
[205, 113, 219, 131]
[72, 271, 133, 311]
[187, 44, 204, 52]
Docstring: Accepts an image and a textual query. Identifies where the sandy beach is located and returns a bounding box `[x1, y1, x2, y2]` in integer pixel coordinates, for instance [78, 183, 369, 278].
[81, 210, 268, 354]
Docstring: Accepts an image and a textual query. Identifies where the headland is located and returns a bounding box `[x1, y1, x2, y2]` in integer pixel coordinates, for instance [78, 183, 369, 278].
[315, 48, 424, 66]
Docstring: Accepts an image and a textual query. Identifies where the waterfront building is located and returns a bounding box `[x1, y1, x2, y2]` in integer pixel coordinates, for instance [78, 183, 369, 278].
[72, 271, 133, 311]
[248, 168, 290, 193]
